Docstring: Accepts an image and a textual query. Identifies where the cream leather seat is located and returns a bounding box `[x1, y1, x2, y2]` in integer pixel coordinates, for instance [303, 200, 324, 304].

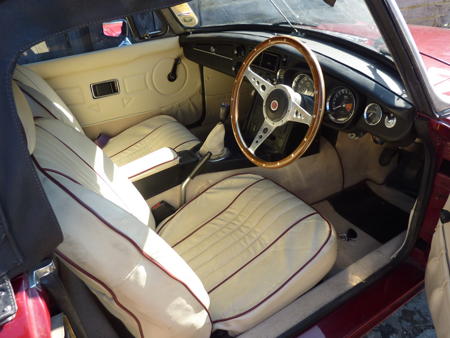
[14, 83, 337, 337]
[13, 65, 200, 171]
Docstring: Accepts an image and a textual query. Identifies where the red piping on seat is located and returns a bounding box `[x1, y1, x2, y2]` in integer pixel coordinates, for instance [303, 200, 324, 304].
[36, 124, 131, 208]
[56, 250, 145, 338]
[212, 219, 333, 324]
[34, 164, 213, 327]
[173, 138, 199, 151]
[207, 211, 318, 293]
[32, 156, 82, 186]
[171, 178, 265, 248]
[128, 156, 179, 180]
[20, 87, 58, 119]
[157, 173, 255, 234]
[109, 121, 177, 158]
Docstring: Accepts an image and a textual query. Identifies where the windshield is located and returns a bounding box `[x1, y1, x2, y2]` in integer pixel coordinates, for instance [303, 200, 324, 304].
[178, 0, 389, 56]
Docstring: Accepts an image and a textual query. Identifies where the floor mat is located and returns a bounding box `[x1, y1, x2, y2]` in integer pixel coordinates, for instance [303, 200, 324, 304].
[314, 201, 380, 276]
[328, 183, 409, 243]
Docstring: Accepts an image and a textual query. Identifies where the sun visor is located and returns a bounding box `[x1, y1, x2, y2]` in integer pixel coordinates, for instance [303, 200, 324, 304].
[0, 0, 189, 278]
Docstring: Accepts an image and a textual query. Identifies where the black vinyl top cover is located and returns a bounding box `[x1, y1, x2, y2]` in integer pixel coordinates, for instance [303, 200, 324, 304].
[0, 0, 185, 279]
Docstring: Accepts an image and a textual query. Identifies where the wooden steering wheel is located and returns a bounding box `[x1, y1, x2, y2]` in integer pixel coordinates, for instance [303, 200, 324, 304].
[230, 36, 325, 168]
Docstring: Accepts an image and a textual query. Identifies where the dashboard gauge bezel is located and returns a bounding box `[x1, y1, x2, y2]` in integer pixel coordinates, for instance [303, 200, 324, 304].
[325, 86, 357, 124]
[363, 103, 383, 126]
[291, 73, 314, 97]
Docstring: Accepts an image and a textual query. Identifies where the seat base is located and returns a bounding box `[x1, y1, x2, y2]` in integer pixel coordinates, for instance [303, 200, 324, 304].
[159, 174, 337, 335]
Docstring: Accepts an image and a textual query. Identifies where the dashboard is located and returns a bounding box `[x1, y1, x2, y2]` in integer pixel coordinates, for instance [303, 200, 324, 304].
[180, 31, 416, 145]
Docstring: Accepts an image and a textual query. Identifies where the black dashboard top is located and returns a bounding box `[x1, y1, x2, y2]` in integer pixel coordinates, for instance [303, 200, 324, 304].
[180, 31, 415, 144]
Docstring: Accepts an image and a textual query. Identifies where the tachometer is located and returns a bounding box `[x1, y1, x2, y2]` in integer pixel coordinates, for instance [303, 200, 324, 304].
[326, 87, 356, 124]
[292, 73, 314, 97]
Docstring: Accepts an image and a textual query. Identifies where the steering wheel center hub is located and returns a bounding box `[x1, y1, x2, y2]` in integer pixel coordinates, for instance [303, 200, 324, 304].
[265, 88, 289, 122]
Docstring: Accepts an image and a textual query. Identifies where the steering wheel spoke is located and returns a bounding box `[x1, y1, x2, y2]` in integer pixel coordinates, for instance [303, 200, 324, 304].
[231, 36, 325, 168]
[244, 67, 274, 100]
[290, 101, 313, 126]
[248, 120, 275, 154]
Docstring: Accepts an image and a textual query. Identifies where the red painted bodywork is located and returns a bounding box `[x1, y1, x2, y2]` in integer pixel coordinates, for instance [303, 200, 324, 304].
[0, 276, 51, 338]
[299, 260, 425, 338]
[317, 24, 450, 98]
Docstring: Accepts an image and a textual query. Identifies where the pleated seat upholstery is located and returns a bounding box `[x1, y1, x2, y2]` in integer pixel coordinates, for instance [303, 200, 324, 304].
[13, 73, 337, 337]
[13, 65, 200, 176]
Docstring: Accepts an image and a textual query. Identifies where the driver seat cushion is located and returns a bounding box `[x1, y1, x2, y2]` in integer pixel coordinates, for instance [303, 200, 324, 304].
[158, 174, 337, 335]
[13, 65, 200, 169]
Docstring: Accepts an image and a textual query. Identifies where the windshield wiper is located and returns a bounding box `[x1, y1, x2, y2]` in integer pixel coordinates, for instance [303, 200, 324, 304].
[272, 21, 318, 28]
[268, 0, 299, 33]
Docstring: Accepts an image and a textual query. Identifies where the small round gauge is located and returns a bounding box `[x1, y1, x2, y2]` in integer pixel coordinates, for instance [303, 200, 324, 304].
[326, 87, 356, 124]
[363, 103, 383, 126]
[276, 69, 287, 83]
[292, 73, 314, 97]
[385, 113, 397, 128]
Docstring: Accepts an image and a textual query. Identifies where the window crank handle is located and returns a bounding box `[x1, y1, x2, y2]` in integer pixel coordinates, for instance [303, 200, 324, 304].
[167, 57, 181, 82]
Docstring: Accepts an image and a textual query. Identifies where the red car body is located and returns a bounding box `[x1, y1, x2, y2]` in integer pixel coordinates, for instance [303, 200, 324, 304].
[1, 21, 450, 338]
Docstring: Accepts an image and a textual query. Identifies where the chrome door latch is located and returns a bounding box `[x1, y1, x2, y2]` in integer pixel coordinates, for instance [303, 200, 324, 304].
[28, 259, 56, 290]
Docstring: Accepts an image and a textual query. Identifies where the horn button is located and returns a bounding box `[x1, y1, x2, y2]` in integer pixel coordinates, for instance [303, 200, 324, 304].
[265, 88, 290, 122]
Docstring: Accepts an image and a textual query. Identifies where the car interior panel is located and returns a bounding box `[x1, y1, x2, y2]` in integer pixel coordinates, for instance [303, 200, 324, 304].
[3, 1, 449, 337]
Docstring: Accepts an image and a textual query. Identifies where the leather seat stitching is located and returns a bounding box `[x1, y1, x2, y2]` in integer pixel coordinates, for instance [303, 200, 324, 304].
[36, 124, 132, 210]
[32, 156, 82, 185]
[157, 174, 259, 234]
[109, 120, 178, 158]
[35, 164, 213, 326]
[177, 184, 277, 257]
[212, 219, 332, 323]
[173, 138, 199, 151]
[182, 190, 292, 266]
[191, 195, 299, 279]
[56, 250, 145, 338]
[208, 211, 319, 293]
[171, 178, 266, 248]
[20, 87, 57, 119]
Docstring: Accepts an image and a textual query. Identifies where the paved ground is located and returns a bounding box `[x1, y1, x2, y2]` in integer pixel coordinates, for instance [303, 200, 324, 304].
[366, 291, 436, 338]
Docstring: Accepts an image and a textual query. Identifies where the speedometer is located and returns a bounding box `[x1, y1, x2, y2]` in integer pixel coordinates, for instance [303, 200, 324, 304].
[326, 87, 356, 124]
[292, 73, 314, 97]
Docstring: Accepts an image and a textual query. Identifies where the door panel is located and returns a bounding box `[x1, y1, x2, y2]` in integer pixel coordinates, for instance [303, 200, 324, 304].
[425, 196, 450, 338]
[27, 37, 202, 138]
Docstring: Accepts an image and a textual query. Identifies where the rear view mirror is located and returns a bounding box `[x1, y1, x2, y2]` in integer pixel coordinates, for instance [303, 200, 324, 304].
[102, 20, 124, 37]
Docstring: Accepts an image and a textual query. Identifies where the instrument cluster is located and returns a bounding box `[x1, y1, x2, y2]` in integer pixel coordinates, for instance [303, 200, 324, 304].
[277, 68, 402, 137]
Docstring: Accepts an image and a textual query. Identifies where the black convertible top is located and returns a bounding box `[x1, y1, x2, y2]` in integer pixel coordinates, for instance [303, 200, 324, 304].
[0, 0, 184, 279]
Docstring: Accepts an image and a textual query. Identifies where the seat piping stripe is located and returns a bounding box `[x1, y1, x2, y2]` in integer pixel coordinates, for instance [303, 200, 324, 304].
[173, 138, 199, 151]
[32, 156, 82, 186]
[20, 87, 58, 119]
[109, 121, 178, 158]
[156, 173, 260, 234]
[171, 178, 266, 248]
[212, 219, 332, 324]
[207, 211, 318, 293]
[190, 193, 297, 272]
[56, 250, 145, 338]
[184, 191, 292, 264]
[36, 124, 131, 210]
[35, 164, 213, 326]
[128, 156, 179, 180]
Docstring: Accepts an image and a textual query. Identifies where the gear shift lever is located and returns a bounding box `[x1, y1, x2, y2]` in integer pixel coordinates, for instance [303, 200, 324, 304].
[219, 103, 230, 122]
[198, 103, 230, 161]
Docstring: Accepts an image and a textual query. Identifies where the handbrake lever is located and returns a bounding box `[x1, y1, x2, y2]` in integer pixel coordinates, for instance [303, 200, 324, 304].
[179, 152, 212, 206]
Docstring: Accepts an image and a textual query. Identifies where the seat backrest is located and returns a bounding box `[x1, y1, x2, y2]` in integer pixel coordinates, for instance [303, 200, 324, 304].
[13, 82, 212, 338]
[13, 65, 85, 134]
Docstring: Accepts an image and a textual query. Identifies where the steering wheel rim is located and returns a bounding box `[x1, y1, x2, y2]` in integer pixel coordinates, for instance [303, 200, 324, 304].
[230, 35, 325, 168]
